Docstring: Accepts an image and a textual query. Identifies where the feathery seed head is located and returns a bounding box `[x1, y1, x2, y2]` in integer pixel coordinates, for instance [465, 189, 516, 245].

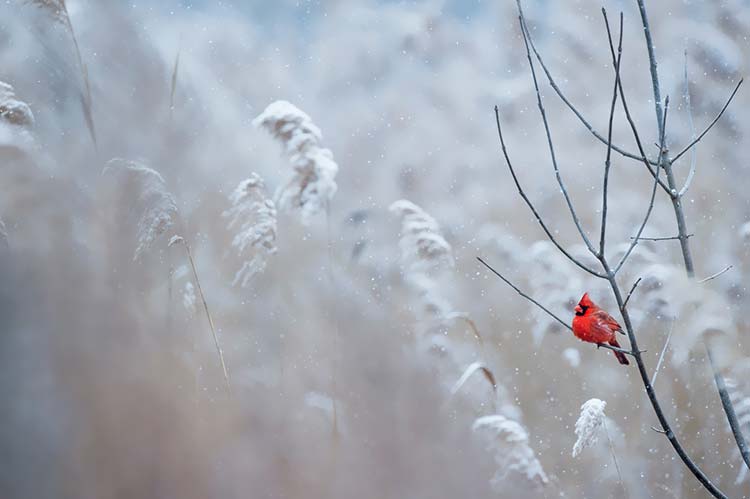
[253, 101, 338, 224]
[102, 158, 177, 261]
[223, 172, 278, 287]
[572, 398, 607, 457]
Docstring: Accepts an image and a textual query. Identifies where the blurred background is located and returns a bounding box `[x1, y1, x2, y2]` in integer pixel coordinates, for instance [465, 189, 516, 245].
[1, 0, 749, 497]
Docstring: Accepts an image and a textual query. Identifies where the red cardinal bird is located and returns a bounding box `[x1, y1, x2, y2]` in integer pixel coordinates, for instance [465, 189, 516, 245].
[572, 293, 629, 365]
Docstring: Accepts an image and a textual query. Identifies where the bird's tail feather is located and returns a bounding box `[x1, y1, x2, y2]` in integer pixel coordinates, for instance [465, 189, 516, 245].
[610, 338, 630, 365]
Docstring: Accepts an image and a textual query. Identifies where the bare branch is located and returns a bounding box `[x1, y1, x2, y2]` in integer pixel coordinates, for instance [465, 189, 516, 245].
[514, 0, 658, 166]
[596, 342, 642, 357]
[599, 9, 671, 195]
[493, 106, 604, 278]
[651, 318, 675, 386]
[698, 265, 733, 284]
[477, 257, 638, 359]
[517, 17, 598, 257]
[677, 50, 697, 198]
[630, 234, 692, 242]
[634, 3, 728, 495]
[706, 343, 750, 472]
[670, 79, 743, 165]
[599, 13, 623, 257]
[622, 277, 642, 309]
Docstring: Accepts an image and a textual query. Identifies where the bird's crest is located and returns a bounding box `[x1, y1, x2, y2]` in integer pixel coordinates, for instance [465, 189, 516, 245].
[578, 292, 595, 308]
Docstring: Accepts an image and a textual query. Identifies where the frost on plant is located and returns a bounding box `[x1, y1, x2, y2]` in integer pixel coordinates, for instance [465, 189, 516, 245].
[473, 415, 548, 488]
[0, 81, 34, 150]
[102, 158, 177, 261]
[253, 101, 338, 224]
[389, 199, 453, 275]
[0, 82, 34, 128]
[572, 398, 607, 457]
[222, 172, 277, 287]
[390, 199, 457, 334]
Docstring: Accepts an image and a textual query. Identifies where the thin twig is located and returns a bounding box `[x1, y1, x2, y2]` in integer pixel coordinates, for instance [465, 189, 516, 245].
[493, 106, 604, 278]
[182, 241, 232, 396]
[678, 51, 697, 198]
[631, 234, 692, 242]
[599, 13, 623, 257]
[698, 265, 733, 284]
[514, 0, 658, 166]
[706, 343, 750, 471]
[599, 8, 670, 195]
[476, 257, 572, 332]
[597, 342, 642, 357]
[670, 79, 743, 165]
[651, 318, 675, 387]
[518, 16, 598, 257]
[169, 44, 181, 121]
[476, 257, 638, 359]
[622, 277, 642, 309]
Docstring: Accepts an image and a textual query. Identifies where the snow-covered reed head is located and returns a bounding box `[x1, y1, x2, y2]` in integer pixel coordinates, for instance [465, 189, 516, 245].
[0, 81, 34, 151]
[102, 158, 177, 261]
[253, 100, 338, 224]
[222, 172, 278, 287]
[0, 82, 34, 128]
[390, 199, 456, 336]
[572, 398, 607, 457]
[389, 199, 453, 275]
[473, 414, 548, 488]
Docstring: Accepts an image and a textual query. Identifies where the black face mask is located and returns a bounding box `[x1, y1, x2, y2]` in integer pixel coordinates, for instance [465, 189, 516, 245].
[575, 305, 589, 317]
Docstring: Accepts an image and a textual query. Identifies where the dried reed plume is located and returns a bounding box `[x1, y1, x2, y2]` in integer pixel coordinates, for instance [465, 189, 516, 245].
[389, 199, 453, 275]
[102, 158, 177, 261]
[253, 100, 338, 224]
[222, 172, 278, 287]
[472, 414, 549, 488]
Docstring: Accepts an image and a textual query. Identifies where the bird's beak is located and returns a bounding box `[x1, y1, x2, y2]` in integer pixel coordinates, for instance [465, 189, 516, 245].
[574, 305, 582, 314]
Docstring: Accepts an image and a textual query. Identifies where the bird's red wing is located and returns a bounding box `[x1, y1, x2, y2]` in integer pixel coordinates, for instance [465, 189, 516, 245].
[593, 309, 624, 334]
